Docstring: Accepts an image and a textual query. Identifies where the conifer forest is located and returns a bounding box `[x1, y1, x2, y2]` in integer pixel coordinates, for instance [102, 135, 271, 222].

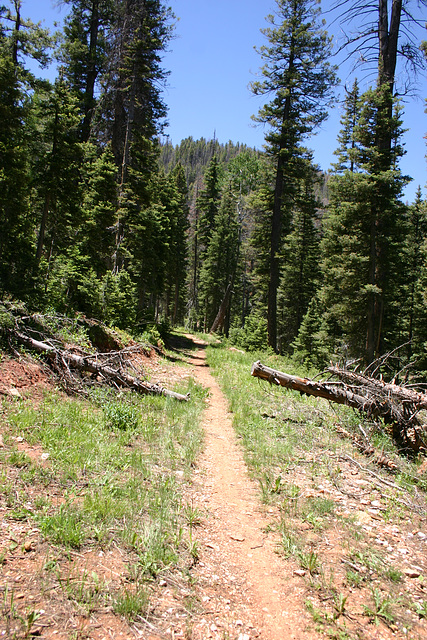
[1, 0, 427, 373]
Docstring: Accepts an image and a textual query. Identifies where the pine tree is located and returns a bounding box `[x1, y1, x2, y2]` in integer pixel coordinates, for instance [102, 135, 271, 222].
[320, 87, 409, 362]
[29, 77, 83, 270]
[60, 0, 113, 141]
[198, 187, 240, 332]
[332, 79, 361, 174]
[277, 161, 322, 352]
[189, 156, 222, 325]
[167, 163, 189, 325]
[0, 1, 52, 297]
[0, 50, 32, 296]
[250, 0, 337, 351]
[403, 189, 427, 363]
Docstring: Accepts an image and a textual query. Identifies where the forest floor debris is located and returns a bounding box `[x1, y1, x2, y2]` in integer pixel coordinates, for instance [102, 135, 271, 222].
[0, 333, 426, 639]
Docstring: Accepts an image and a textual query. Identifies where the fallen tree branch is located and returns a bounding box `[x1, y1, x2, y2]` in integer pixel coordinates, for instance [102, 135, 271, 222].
[13, 330, 189, 401]
[251, 361, 427, 453]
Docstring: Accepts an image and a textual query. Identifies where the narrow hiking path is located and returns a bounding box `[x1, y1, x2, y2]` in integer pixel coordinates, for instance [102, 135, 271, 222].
[184, 336, 318, 640]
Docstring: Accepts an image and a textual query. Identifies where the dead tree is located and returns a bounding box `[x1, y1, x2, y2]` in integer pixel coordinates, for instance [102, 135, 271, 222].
[251, 361, 427, 453]
[210, 283, 233, 334]
[13, 330, 189, 401]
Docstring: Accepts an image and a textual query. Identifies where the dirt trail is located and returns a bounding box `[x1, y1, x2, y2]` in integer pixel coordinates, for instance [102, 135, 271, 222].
[186, 337, 317, 640]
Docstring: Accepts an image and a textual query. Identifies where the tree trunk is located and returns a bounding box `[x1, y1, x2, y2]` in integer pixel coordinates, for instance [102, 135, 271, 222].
[81, 0, 100, 142]
[251, 361, 427, 452]
[210, 283, 233, 334]
[13, 330, 189, 401]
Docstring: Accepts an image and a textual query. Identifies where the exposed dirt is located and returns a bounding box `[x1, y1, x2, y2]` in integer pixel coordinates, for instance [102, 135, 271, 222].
[183, 337, 319, 640]
[1, 336, 427, 640]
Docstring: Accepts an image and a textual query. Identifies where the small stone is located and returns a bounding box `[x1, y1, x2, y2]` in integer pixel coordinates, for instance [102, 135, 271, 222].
[159, 579, 167, 587]
[0, 434, 4, 447]
[16, 436, 24, 443]
[210, 624, 217, 632]
[404, 568, 421, 578]
[235, 620, 243, 626]
[417, 532, 427, 540]
[294, 569, 307, 577]
[40, 453, 49, 461]
[24, 540, 33, 552]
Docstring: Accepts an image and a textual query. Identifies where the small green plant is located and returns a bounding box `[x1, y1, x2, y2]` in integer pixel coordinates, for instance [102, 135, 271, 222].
[280, 526, 300, 558]
[183, 501, 203, 527]
[113, 587, 149, 620]
[23, 609, 41, 638]
[298, 549, 320, 575]
[38, 502, 85, 549]
[58, 568, 103, 612]
[8, 450, 31, 468]
[415, 600, 427, 618]
[333, 592, 348, 620]
[346, 568, 364, 588]
[281, 483, 301, 515]
[363, 588, 396, 626]
[104, 401, 139, 431]
[385, 565, 403, 583]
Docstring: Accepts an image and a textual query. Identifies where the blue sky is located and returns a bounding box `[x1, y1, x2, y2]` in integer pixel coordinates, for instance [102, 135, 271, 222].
[23, 0, 427, 201]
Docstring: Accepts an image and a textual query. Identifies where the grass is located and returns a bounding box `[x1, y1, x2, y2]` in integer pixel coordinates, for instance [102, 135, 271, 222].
[0, 368, 206, 631]
[205, 339, 427, 637]
[2, 333, 427, 637]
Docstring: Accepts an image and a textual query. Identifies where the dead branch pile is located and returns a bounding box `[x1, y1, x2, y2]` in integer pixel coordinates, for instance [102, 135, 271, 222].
[251, 361, 427, 454]
[3, 309, 188, 401]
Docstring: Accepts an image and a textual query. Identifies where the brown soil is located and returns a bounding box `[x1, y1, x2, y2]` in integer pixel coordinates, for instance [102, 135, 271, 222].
[1, 336, 427, 640]
[184, 337, 318, 640]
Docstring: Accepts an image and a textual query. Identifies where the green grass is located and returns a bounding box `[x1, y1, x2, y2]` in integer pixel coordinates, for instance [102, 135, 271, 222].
[1, 372, 205, 611]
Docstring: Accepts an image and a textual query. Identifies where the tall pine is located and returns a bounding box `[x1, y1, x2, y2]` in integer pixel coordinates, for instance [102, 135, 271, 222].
[250, 0, 337, 351]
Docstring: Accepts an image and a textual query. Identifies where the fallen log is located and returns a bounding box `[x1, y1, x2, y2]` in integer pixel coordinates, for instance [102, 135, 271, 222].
[13, 330, 189, 401]
[251, 361, 426, 453]
[327, 365, 427, 412]
[251, 361, 382, 414]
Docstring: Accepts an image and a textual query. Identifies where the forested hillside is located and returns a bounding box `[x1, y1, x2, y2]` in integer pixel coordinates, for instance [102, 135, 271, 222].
[1, 0, 427, 375]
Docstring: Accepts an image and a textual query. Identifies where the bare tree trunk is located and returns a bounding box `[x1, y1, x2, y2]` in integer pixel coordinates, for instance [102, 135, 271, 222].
[13, 330, 189, 401]
[210, 283, 233, 334]
[251, 360, 427, 452]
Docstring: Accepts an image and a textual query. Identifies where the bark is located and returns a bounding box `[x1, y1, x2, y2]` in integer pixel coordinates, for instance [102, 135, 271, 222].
[13, 330, 189, 401]
[327, 366, 427, 411]
[81, 0, 100, 142]
[252, 361, 380, 412]
[210, 283, 233, 334]
[251, 361, 427, 452]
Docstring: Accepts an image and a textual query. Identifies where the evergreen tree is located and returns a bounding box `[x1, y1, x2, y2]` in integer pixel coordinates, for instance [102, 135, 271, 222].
[166, 163, 189, 325]
[198, 187, 240, 332]
[0, 1, 53, 297]
[250, 0, 337, 351]
[332, 79, 361, 174]
[277, 161, 322, 351]
[0, 50, 32, 295]
[60, 0, 113, 141]
[29, 77, 83, 271]
[320, 87, 409, 362]
[403, 189, 427, 363]
[189, 156, 222, 325]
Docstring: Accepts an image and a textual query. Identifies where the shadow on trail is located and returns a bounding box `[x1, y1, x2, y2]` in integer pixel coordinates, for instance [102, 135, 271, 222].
[164, 332, 209, 364]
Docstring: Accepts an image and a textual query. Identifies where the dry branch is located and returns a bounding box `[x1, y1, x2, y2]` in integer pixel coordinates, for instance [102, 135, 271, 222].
[251, 361, 427, 453]
[13, 330, 189, 401]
